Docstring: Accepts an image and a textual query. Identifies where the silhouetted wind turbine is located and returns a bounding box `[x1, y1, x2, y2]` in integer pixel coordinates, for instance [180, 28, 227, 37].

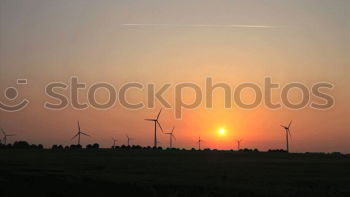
[281, 120, 292, 153]
[126, 135, 133, 146]
[236, 139, 242, 150]
[164, 126, 176, 148]
[197, 136, 203, 150]
[71, 121, 90, 145]
[112, 138, 118, 147]
[145, 109, 164, 148]
[1, 128, 15, 145]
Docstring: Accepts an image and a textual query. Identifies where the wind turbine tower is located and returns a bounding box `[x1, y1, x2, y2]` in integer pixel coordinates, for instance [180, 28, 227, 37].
[236, 139, 242, 150]
[280, 120, 293, 153]
[164, 127, 176, 148]
[1, 128, 15, 145]
[197, 136, 203, 150]
[112, 138, 118, 147]
[145, 109, 163, 148]
[71, 121, 90, 145]
[126, 135, 133, 146]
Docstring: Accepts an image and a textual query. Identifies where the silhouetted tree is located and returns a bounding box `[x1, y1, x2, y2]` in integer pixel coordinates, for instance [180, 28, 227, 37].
[331, 152, 342, 155]
[70, 144, 82, 149]
[13, 141, 30, 149]
[30, 144, 37, 149]
[92, 143, 99, 149]
[52, 144, 63, 150]
[268, 149, 287, 153]
[86, 143, 99, 149]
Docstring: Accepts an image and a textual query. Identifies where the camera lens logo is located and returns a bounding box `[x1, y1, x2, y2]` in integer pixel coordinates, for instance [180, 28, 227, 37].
[0, 79, 30, 112]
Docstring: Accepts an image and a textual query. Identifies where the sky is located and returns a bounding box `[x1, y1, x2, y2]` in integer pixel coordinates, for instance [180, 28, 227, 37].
[0, 0, 349, 152]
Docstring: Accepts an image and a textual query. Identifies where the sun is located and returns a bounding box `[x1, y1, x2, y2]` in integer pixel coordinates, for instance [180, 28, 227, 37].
[218, 128, 226, 136]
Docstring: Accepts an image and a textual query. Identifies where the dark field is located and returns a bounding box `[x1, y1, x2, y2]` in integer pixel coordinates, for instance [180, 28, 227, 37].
[0, 149, 349, 197]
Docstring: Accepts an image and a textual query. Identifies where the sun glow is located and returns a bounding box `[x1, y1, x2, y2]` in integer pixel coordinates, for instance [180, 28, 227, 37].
[218, 128, 226, 136]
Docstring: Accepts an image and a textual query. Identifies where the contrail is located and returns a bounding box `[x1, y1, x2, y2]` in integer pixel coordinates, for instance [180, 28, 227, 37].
[121, 23, 282, 28]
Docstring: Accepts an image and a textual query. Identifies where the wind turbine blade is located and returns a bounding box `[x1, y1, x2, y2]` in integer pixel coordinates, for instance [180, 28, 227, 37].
[172, 126, 175, 133]
[288, 120, 293, 128]
[80, 132, 90, 137]
[172, 135, 176, 141]
[78, 121, 81, 131]
[280, 125, 286, 128]
[71, 133, 79, 140]
[144, 119, 155, 121]
[1, 128, 5, 136]
[156, 108, 162, 120]
[156, 121, 164, 133]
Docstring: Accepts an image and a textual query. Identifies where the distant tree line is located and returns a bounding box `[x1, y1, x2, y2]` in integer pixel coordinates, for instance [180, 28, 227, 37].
[268, 149, 288, 153]
[0, 141, 43, 149]
[239, 148, 260, 152]
[1, 141, 347, 156]
[0, 142, 278, 153]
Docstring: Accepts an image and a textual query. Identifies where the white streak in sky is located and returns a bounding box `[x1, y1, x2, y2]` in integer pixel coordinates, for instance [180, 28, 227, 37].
[121, 24, 282, 28]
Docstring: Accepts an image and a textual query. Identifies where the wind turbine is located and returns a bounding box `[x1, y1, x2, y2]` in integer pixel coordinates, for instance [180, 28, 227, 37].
[112, 138, 118, 147]
[197, 136, 203, 150]
[1, 128, 15, 145]
[71, 121, 90, 146]
[280, 120, 292, 153]
[236, 139, 242, 150]
[164, 126, 176, 148]
[126, 135, 133, 146]
[145, 109, 164, 148]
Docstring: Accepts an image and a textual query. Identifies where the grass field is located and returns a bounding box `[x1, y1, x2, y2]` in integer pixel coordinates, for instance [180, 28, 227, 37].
[0, 149, 349, 197]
